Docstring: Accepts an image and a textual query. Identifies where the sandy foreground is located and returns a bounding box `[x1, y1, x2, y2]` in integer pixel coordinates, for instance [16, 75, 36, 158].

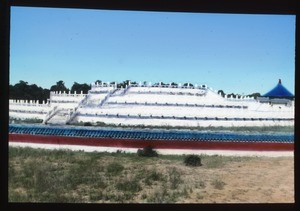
[132, 154, 294, 203]
[179, 156, 294, 203]
[9, 143, 294, 203]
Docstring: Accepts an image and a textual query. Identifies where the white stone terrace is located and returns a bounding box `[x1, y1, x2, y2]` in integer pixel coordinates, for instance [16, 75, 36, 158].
[9, 81, 294, 126]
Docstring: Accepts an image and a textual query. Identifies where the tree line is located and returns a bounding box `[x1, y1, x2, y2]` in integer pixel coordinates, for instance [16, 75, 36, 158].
[217, 90, 261, 99]
[9, 80, 91, 103]
[9, 80, 261, 103]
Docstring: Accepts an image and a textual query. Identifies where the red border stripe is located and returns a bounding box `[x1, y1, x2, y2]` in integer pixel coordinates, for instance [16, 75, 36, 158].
[9, 134, 294, 151]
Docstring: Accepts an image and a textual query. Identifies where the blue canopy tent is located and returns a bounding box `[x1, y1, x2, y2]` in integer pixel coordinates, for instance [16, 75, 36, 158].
[263, 79, 294, 99]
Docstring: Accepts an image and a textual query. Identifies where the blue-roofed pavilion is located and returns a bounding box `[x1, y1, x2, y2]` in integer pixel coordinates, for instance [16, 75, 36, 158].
[263, 79, 294, 99]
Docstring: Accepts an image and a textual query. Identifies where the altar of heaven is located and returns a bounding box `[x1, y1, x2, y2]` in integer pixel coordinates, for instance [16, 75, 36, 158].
[9, 79, 294, 128]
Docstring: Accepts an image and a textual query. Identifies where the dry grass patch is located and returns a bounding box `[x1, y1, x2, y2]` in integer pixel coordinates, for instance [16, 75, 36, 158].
[9, 146, 294, 203]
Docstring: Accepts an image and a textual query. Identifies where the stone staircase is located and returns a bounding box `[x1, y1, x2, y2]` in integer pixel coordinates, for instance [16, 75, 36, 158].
[121, 86, 131, 95]
[43, 106, 59, 124]
[44, 87, 132, 125]
[46, 108, 70, 125]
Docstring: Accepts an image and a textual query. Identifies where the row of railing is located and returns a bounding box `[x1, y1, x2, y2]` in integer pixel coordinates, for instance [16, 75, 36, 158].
[105, 101, 248, 109]
[77, 112, 294, 122]
[127, 90, 206, 96]
[50, 91, 86, 96]
[9, 100, 50, 106]
[9, 109, 48, 114]
[50, 100, 81, 104]
[91, 82, 208, 89]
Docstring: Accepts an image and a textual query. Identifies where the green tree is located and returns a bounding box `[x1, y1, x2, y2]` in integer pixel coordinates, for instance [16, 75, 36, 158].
[218, 90, 225, 97]
[94, 80, 102, 84]
[50, 80, 69, 93]
[183, 83, 193, 87]
[9, 80, 50, 103]
[227, 93, 236, 98]
[71, 82, 91, 94]
[247, 92, 261, 99]
[117, 80, 137, 88]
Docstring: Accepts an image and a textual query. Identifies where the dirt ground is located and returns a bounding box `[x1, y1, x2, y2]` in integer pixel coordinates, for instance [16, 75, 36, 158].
[174, 156, 294, 203]
[101, 154, 295, 203]
[9, 146, 294, 203]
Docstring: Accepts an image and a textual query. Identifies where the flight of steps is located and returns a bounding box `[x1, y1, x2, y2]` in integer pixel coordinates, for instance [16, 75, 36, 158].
[46, 108, 70, 125]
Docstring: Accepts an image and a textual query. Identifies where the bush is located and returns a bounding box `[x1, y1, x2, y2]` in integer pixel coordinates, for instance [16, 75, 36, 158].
[137, 146, 158, 157]
[106, 162, 124, 176]
[83, 122, 93, 126]
[211, 178, 226, 190]
[145, 170, 164, 185]
[168, 167, 182, 189]
[116, 178, 141, 193]
[184, 155, 202, 167]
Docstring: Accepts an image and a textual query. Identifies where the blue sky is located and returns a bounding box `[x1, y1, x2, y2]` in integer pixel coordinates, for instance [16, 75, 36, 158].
[10, 6, 295, 95]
